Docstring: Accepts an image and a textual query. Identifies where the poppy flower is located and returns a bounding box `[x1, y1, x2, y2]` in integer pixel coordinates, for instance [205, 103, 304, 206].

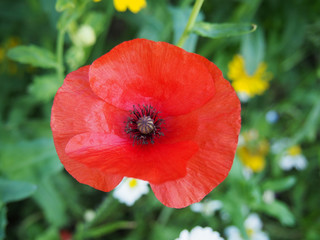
[51, 39, 241, 208]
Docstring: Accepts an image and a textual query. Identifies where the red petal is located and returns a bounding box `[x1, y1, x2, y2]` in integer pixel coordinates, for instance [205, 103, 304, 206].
[150, 55, 241, 208]
[89, 39, 215, 116]
[51, 66, 123, 191]
[65, 132, 198, 184]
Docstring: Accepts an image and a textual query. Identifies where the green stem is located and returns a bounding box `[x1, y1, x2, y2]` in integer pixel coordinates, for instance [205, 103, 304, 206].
[75, 195, 116, 240]
[83, 221, 136, 238]
[90, 0, 114, 60]
[176, 0, 205, 48]
[86, 194, 116, 228]
[56, 29, 65, 83]
[157, 207, 174, 225]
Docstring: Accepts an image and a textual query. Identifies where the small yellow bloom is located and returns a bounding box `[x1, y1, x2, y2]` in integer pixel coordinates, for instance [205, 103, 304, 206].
[93, 0, 101, 2]
[113, 0, 146, 13]
[228, 55, 272, 101]
[238, 147, 266, 172]
[238, 130, 269, 172]
[287, 145, 301, 156]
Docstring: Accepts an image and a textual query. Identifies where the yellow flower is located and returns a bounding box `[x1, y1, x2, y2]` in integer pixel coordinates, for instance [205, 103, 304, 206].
[238, 146, 266, 172]
[228, 55, 272, 101]
[287, 145, 302, 156]
[94, 0, 146, 13]
[238, 130, 269, 172]
[113, 0, 146, 13]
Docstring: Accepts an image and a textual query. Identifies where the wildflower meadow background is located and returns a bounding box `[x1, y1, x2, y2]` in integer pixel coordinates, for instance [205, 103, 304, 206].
[1, 0, 320, 239]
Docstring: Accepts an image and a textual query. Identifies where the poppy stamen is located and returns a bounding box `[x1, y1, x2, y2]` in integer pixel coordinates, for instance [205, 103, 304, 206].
[125, 105, 164, 145]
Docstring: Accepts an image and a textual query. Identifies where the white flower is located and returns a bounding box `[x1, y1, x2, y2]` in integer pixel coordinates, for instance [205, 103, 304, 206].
[84, 209, 95, 222]
[270, 138, 290, 154]
[190, 200, 223, 216]
[225, 213, 269, 240]
[262, 190, 275, 204]
[112, 178, 149, 206]
[279, 154, 307, 170]
[176, 226, 224, 240]
[74, 25, 96, 47]
[245, 214, 263, 232]
[225, 226, 243, 240]
[242, 167, 253, 180]
[279, 145, 307, 171]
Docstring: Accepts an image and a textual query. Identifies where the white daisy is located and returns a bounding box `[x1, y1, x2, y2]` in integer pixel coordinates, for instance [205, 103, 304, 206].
[279, 145, 307, 171]
[112, 178, 149, 206]
[262, 190, 275, 204]
[190, 200, 223, 216]
[84, 209, 95, 222]
[225, 213, 269, 240]
[270, 138, 290, 154]
[176, 226, 224, 240]
[73, 25, 96, 47]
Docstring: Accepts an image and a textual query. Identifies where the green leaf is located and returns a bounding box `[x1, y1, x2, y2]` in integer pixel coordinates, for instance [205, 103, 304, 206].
[84, 12, 109, 36]
[170, 7, 204, 52]
[150, 224, 179, 240]
[192, 22, 257, 39]
[29, 74, 61, 102]
[34, 179, 68, 227]
[137, 14, 164, 42]
[0, 138, 62, 182]
[57, 1, 88, 31]
[293, 98, 320, 143]
[66, 46, 85, 71]
[7, 45, 57, 69]
[0, 206, 7, 240]
[35, 227, 60, 240]
[82, 221, 136, 239]
[55, 0, 75, 12]
[241, 28, 265, 75]
[260, 201, 295, 226]
[227, 156, 246, 182]
[262, 176, 296, 192]
[0, 138, 66, 226]
[0, 179, 37, 203]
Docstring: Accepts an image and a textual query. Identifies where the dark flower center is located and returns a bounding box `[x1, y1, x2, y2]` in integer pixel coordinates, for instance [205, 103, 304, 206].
[125, 105, 164, 145]
[137, 116, 154, 134]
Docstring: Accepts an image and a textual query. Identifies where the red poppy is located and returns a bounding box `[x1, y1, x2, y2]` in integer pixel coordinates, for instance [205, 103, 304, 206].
[51, 39, 241, 208]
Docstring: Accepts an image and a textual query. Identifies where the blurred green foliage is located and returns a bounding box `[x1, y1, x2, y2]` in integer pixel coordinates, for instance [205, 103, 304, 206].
[0, 0, 319, 239]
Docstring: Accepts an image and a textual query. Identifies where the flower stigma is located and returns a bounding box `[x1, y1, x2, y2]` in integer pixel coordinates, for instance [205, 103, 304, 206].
[125, 105, 164, 145]
[137, 116, 154, 134]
